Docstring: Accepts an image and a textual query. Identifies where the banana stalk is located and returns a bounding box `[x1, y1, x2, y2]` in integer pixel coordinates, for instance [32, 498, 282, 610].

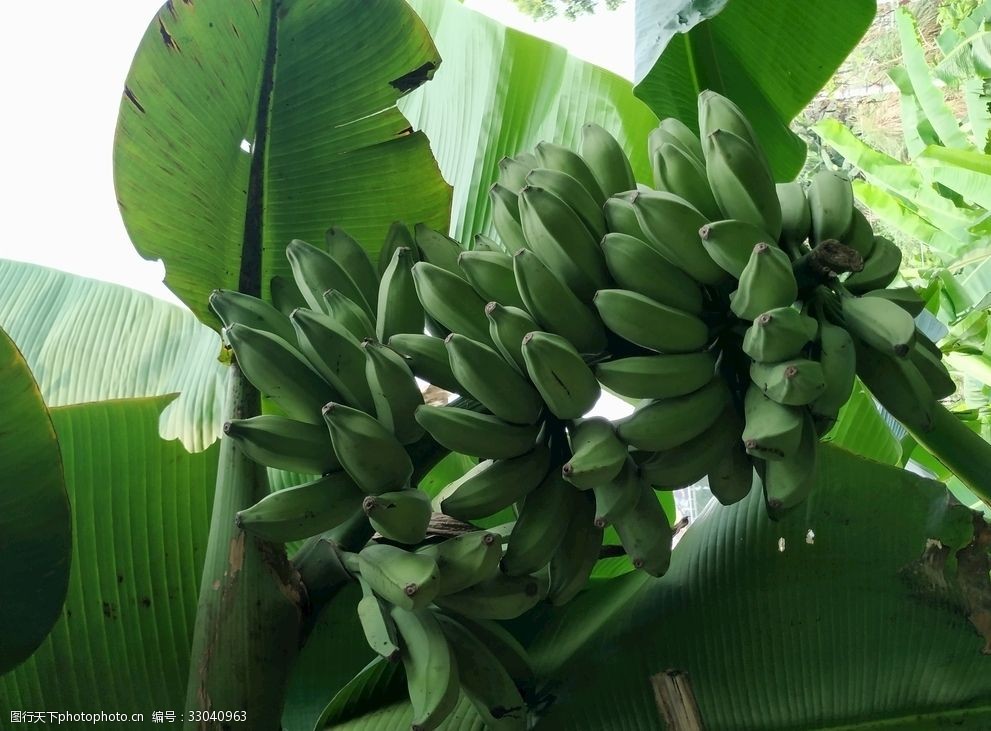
[908, 402, 991, 510]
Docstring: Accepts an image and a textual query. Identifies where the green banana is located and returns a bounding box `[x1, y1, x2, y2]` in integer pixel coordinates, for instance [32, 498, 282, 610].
[414, 224, 465, 278]
[592, 457, 642, 528]
[844, 236, 902, 293]
[534, 140, 607, 205]
[562, 418, 628, 489]
[810, 321, 856, 423]
[439, 444, 550, 521]
[649, 118, 704, 165]
[270, 275, 307, 316]
[525, 168, 608, 240]
[518, 185, 611, 301]
[502, 471, 574, 576]
[699, 219, 775, 278]
[490, 183, 529, 254]
[807, 169, 854, 243]
[291, 308, 375, 411]
[224, 324, 337, 424]
[433, 571, 543, 620]
[235, 472, 364, 542]
[741, 385, 805, 461]
[414, 405, 540, 460]
[321, 289, 376, 341]
[322, 402, 413, 494]
[603, 194, 650, 241]
[357, 577, 401, 661]
[863, 287, 925, 317]
[485, 302, 538, 372]
[855, 338, 935, 433]
[446, 333, 543, 425]
[356, 543, 441, 611]
[581, 122, 637, 197]
[594, 352, 717, 400]
[547, 491, 602, 606]
[376, 247, 424, 342]
[379, 221, 418, 275]
[841, 295, 915, 358]
[593, 289, 709, 354]
[436, 614, 527, 731]
[762, 412, 818, 519]
[389, 606, 460, 731]
[703, 130, 782, 240]
[776, 182, 811, 245]
[741, 306, 818, 362]
[473, 233, 509, 254]
[210, 289, 297, 346]
[457, 250, 528, 311]
[611, 481, 673, 577]
[417, 531, 503, 596]
[698, 90, 762, 153]
[497, 155, 535, 194]
[910, 340, 955, 400]
[522, 331, 601, 420]
[364, 338, 424, 444]
[325, 226, 380, 308]
[600, 232, 705, 315]
[707, 443, 755, 506]
[440, 613, 534, 690]
[653, 142, 721, 220]
[412, 261, 493, 345]
[223, 414, 339, 475]
[513, 249, 607, 354]
[631, 191, 726, 285]
[638, 405, 743, 489]
[617, 378, 728, 451]
[286, 238, 374, 318]
[363, 489, 433, 545]
[750, 359, 827, 406]
[387, 333, 461, 394]
[839, 207, 874, 258]
[730, 243, 798, 321]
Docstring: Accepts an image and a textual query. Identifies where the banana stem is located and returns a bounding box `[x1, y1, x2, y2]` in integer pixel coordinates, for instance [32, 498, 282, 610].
[909, 402, 991, 509]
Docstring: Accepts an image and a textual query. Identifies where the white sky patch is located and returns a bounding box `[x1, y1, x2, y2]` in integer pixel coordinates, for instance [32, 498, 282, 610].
[587, 388, 636, 420]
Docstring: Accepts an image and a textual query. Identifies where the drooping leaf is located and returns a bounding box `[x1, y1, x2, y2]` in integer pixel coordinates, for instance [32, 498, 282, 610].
[114, 0, 452, 324]
[0, 327, 70, 674]
[0, 259, 226, 452]
[633, 0, 875, 180]
[823, 382, 902, 465]
[0, 397, 218, 714]
[916, 144, 991, 210]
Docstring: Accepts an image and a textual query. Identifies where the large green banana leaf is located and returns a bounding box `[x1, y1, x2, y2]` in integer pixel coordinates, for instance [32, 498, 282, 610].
[0, 397, 217, 714]
[0, 327, 70, 674]
[632, 0, 875, 180]
[0, 259, 225, 453]
[400, 0, 659, 244]
[114, 0, 451, 324]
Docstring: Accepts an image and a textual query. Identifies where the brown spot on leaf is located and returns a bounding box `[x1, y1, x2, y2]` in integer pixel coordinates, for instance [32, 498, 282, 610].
[390, 62, 437, 93]
[123, 87, 146, 114]
[102, 602, 117, 620]
[159, 18, 180, 52]
[231, 24, 239, 38]
[165, 0, 177, 19]
[228, 531, 245, 576]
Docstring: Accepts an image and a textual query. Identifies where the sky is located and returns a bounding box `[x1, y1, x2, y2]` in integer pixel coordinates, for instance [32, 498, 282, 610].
[0, 0, 633, 307]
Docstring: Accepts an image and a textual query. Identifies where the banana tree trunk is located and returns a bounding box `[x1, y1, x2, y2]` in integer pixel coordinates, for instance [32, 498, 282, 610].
[911, 402, 991, 510]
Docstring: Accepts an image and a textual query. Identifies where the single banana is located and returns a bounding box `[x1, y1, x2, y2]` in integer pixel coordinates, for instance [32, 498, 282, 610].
[699, 219, 775, 278]
[389, 606, 460, 731]
[286, 238, 374, 318]
[356, 543, 441, 611]
[611, 481, 673, 577]
[750, 359, 827, 406]
[631, 191, 726, 285]
[698, 90, 763, 153]
[486, 302, 539, 373]
[729, 243, 798, 321]
[741, 306, 818, 362]
[648, 118, 704, 165]
[706, 443, 755, 506]
[414, 404, 540, 460]
[379, 221, 419, 276]
[490, 182, 529, 253]
[807, 169, 854, 243]
[210, 289, 297, 346]
[909, 340, 955, 400]
[594, 352, 717, 400]
[603, 193, 650, 241]
[547, 491, 602, 606]
[270, 275, 307, 316]
[387, 333, 461, 394]
[376, 247, 425, 342]
[521, 331, 601, 420]
[438, 444, 551, 521]
[497, 154, 535, 194]
[776, 182, 811, 245]
[357, 576, 401, 661]
[637, 404, 743, 489]
[235, 472, 364, 542]
[417, 531, 503, 596]
[593, 289, 710, 353]
[414, 224, 465, 278]
[591, 457, 642, 528]
[513, 249, 607, 354]
[703, 130, 782, 240]
[741, 385, 805, 461]
[433, 571, 543, 620]
[762, 412, 818, 519]
[863, 286, 925, 317]
[223, 414, 339, 475]
[325, 226, 380, 308]
[363, 488, 433, 545]
[446, 333, 543, 425]
[364, 339, 425, 444]
[412, 261, 493, 345]
[518, 185, 611, 301]
[502, 470, 574, 576]
[473, 232, 509, 254]
[840, 295, 915, 358]
[291, 308, 375, 411]
[457, 250, 527, 311]
[439, 613, 534, 690]
[525, 168, 608, 240]
[224, 324, 337, 424]
[844, 236, 902, 293]
[562, 417, 628, 489]
[322, 402, 413, 494]
[581, 122, 637, 197]
[653, 142, 721, 220]
[616, 378, 728, 451]
[810, 321, 857, 423]
[839, 207, 874, 258]
[600, 232, 705, 315]
[534, 140, 606, 205]
[321, 289, 376, 341]
[854, 338, 935, 433]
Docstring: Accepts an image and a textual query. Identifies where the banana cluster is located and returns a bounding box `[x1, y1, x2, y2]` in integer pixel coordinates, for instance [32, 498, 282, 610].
[211, 89, 954, 731]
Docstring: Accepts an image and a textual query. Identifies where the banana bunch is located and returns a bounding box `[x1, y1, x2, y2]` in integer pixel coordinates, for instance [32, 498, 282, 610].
[210, 89, 955, 731]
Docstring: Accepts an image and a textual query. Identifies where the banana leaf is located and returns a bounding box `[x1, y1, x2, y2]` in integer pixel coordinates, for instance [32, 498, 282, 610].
[0, 326, 70, 674]
[822, 382, 902, 466]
